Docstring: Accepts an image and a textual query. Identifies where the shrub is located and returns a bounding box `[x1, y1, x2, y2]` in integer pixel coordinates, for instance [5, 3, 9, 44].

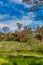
[35, 34, 42, 41]
[37, 44, 43, 52]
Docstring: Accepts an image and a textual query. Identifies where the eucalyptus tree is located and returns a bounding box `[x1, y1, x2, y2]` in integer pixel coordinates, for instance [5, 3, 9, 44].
[17, 23, 22, 32]
[3, 26, 10, 34]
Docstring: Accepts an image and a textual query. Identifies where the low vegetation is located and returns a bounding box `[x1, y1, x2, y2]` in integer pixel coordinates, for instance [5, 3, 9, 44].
[0, 55, 43, 65]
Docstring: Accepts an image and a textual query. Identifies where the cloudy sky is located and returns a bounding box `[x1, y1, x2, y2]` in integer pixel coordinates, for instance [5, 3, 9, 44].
[0, 0, 43, 31]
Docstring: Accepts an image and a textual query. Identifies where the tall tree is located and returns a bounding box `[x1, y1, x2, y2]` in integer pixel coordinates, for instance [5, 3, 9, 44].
[36, 26, 43, 41]
[22, 0, 30, 3]
[17, 23, 22, 32]
[40, 26, 43, 35]
[36, 26, 41, 34]
[3, 26, 10, 33]
[15, 23, 25, 42]
[23, 26, 32, 34]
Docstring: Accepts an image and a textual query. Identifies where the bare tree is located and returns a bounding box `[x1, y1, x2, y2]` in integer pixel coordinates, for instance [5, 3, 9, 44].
[3, 26, 10, 33]
[17, 23, 22, 32]
[22, 0, 30, 3]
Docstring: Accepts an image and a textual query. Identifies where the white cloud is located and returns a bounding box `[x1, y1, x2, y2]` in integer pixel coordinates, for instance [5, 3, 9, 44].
[0, 15, 43, 32]
[0, 15, 33, 31]
[0, 14, 10, 19]
[10, 0, 22, 3]
[0, 22, 7, 28]
[29, 12, 36, 18]
[34, 21, 43, 26]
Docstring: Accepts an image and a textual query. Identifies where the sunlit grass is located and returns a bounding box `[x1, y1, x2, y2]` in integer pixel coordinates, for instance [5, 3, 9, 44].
[0, 41, 43, 57]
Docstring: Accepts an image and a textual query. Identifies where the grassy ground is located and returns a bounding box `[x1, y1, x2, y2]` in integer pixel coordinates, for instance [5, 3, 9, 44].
[0, 41, 43, 65]
[0, 41, 27, 53]
[0, 55, 43, 65]
[0, 41, 43, 56]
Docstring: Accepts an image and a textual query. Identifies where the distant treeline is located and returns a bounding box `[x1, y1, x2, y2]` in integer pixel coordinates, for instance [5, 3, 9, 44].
[0, 23, 43, 42]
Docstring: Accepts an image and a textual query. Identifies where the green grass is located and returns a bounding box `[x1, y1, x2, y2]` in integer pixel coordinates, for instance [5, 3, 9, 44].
[0, 57, 12, 65]
[0, 41, 27, 49]
[0, 55, 43, 65]
[0, 41, 26, 46]
[0, 41, 26, 52]
[0, 41, 31, 54]
[0, 41, 43, 65]
[0, 41, 43, 57]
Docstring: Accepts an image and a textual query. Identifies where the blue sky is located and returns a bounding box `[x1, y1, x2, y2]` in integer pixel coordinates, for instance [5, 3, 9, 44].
[0, 0, 43, 31]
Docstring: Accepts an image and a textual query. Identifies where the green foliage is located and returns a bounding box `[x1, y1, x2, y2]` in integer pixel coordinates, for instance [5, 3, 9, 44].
[0, 58, 12, 65]
[0, 33, 17, 41]
[35, 34, 42, 41]
[24, 31, 39, 51]
[37, 44, 43, 52]
[5, 55, 43, 65]
[27, 36, 39, 51]
[7, 33, 17, 41]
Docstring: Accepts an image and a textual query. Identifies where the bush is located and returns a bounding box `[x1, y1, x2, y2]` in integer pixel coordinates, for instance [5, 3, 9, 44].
[37, 44, 43, 52]
[35, 34, 42, 41]
[5, 33, 17, 41]
[26, 35, 39, 51]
